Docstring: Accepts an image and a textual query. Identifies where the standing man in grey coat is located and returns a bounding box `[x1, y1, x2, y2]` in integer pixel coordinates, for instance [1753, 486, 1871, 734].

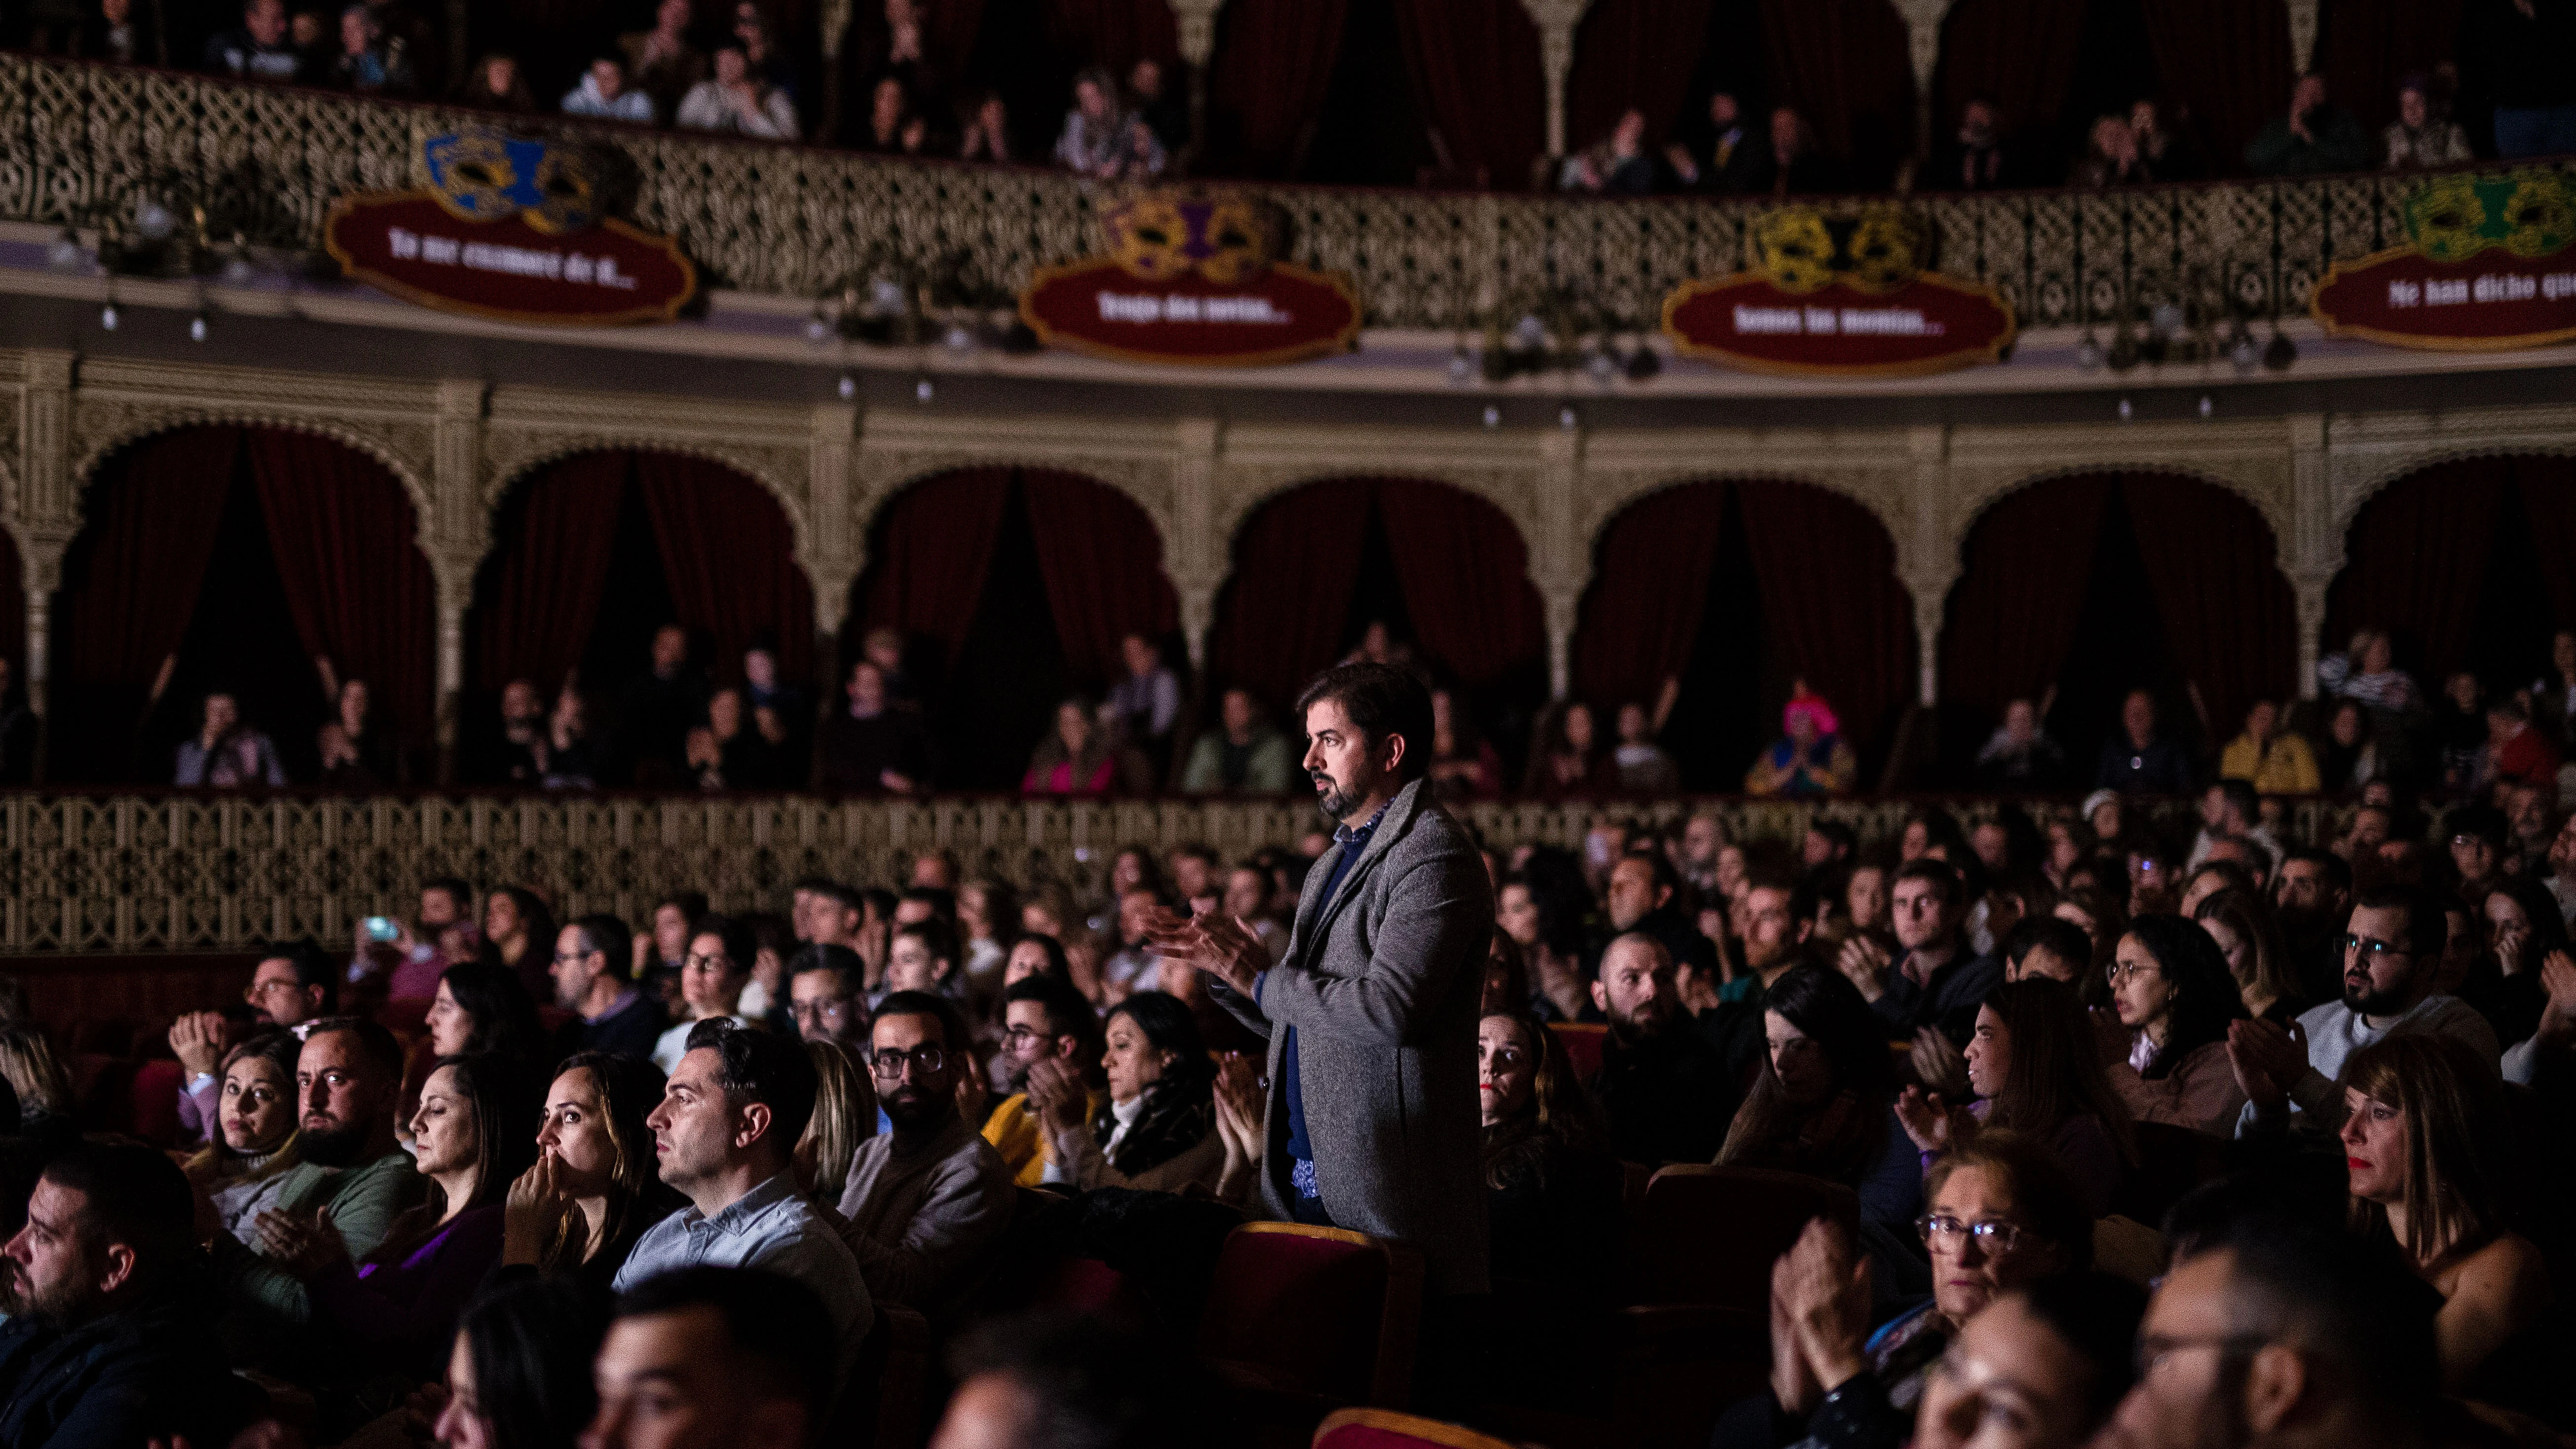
[1148, 661, 1494, 1299]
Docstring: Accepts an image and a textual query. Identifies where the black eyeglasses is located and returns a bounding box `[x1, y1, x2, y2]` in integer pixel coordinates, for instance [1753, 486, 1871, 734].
[1917, 1214, 2024, 1253]
[867, 1045, 948, 1079]
[2335, 933, 2411, 962]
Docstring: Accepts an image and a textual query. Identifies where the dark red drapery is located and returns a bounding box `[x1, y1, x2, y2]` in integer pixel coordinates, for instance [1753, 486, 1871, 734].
[2121, 474, 2298, 734]
[1044, 0, 1180, 74]
[1209, 479, 1373, 713]
[2510, 457, 2576, 629]
[1735, 479, 1917, 762]
[1940, 477, 2118, 715]
[59, 427, 242, 694]
[1375, 478, 1547, 692]
[1573, 483, 1729, 706]
[475, 451, 632, 695]
[1394, 0, 1547, 187]
[2139, 0, 2294, 173]
[2320, 0, 2467, 133]
[1021, 468, 1181, 688]
[1759, 0, 1916, 184]
[242, 429, 438, 737]
[854, 467, 1014, 684]
[2323, 457, 2530, 684]
[1203, 0, 1349, 178]
[632, 451, 816, 681]
[1565, 0, 1716, 148]
[1935, 0, 2091, 149]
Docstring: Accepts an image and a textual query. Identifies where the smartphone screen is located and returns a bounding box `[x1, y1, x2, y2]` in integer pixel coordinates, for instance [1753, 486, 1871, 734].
[365, 916, 400, 942]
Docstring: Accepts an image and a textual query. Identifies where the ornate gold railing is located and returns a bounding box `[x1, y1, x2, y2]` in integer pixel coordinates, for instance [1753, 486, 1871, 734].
[0, 791, 2318, 954]
[6, 53, 2563, 332]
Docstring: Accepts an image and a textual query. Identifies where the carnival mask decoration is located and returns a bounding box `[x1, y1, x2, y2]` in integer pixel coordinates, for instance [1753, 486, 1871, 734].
[423, 129, 602, 234]
[1105, 191, 1278, 284]
[1752, 205, 1925, 294]
[2407, 173, 2576, 263]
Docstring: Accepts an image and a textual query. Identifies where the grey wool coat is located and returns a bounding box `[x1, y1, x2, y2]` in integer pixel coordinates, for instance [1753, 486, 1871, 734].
[1213, 776, 1495, 1295]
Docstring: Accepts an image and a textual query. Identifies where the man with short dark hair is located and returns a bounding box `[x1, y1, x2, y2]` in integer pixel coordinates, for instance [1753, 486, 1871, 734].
[2228, 886, 2500, 1138]
[2273, 848, 2354, 1002]
[980, 975, 1105, 1187]
[2000, 916, 2092, 985]
[1180, 688, 1295, 795]
[785, 943, 866, 1050]
[175, 691, 287, 786]
[933, 1310, 1206, 1449]
[2094, 690, 2194, 794]
[814, 660, 931, 795]
[1586, 934, 1736, 1166]
[1150, 661, 1493, 1298]
[1835, 858, 1999, 1043]
[1604, 849, 1717, 983]
[170, 939, 337, 1145]
[2186, 779, 2276, 872]
[1716, 874, 1810, 1005]
[202, 0, 302, 80]
[556, 913, 666, 1058]
[836, 993, 1013, 1317]
[0, 1142, 265, 1447]
[2446, 803, 2509, 901]
[214, 1017, 424, 1347]
[588, 1266, 837, 1449]
[616, 1020, 868, 1385]
[884, 920, 963, 1001]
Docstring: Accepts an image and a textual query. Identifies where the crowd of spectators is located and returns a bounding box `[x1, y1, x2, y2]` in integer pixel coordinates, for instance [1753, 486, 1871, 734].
[0, 652, 2570, 1448]
[11, 0, 2569, 194]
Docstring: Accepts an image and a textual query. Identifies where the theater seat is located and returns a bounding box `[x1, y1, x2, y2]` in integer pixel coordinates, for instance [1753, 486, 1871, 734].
[1314, 1407, 1517, 1449]
[1549, 1023, 1607, 1081]
[379, 996, 434, 1038]
[130, 1058, 186, 1148]
[2117, 1119, 2227, 1227]
[844, 1302, 931, 1449]
[1618, 1165, 1858, 1313]
[1198, 1223, 1424, 1429]
[70, 1053, 137, 1135]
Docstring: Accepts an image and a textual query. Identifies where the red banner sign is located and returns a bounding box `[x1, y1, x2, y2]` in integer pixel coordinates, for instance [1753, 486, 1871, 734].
[1661, 272, 2016, 376]
[1019, 258, 1361, 367]
[325, 191, 696, 326]
[2310, 246, 2576, 351]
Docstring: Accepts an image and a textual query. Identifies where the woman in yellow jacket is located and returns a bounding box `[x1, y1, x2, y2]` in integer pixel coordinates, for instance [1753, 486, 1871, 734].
[2217, 699, 2320, 794]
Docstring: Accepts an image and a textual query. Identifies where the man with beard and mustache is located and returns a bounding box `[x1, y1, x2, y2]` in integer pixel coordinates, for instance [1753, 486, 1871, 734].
[1603, 849, 1718, 985]
[2271, 849, 2352, 1004]
[2227, 886, 2500, 1138]
[2098, 1213, 2438, 1449]
[785, 943, 868, 1051]
[210, 1017, 423, 1352]
[0, 1142, 265, 1446]
[835, 992, 1013, 1319]
[1144, 662, 1493, 1304]
[979, 974, 1105, 1186]
[1584, 933, 1738, 1167]
[554, 913, 667, 1059]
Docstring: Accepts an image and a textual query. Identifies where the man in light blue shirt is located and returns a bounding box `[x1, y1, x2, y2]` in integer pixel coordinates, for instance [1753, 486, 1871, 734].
[615, 1020, 869, 1390]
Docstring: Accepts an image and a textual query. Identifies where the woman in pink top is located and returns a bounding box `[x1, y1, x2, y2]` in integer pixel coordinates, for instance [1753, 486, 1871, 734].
[1023, 698, 1123, 796]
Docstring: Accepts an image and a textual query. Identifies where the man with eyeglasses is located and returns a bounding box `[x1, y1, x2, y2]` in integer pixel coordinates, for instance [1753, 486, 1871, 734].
[978, 974, 1104, 1186]
[785, 943, 867, 1050]
[650, 915, 757, 1073]
[169, 940, 337, 1147]
[554, 913, 667, 1059]
[2444, 804, 2508, 903]
[2099, 1214, 2439, 1449]
[615, 1019, 869, 1393]
[833, 991, 1012, 1319]
[2227, 885, 2499, 1138]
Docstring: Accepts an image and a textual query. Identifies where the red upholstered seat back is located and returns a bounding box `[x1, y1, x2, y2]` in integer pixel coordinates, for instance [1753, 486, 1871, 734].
[1620, 1165, 1860, 1312]
[379, 996, 434, 1037]
[1312, 1408, 1518, 1449]
[1548, 1022, 1607, 1081]
[71, 1053, 137, 1135]
[1199, 1225, 1393, 1403]
[129, 1058, 185, 1147]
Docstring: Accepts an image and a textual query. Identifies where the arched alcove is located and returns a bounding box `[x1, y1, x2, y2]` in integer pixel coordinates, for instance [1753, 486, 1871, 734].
[2324, 453, 2576, 693]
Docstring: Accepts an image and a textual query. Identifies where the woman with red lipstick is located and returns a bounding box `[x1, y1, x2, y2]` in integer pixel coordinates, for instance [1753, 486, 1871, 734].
[2100, 916, 2249, 1135]
[2341, 1033, 2554, 1400]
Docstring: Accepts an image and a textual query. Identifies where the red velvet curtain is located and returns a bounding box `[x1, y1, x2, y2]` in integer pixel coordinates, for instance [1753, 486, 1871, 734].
[1022, 468, 1180, 688]
[923, 0, 990, 76]
[1045, 0, 1180, 72]
[1936, 0, 2091, 149]
[2121, 475, 2298, 733]
[1939, 477, 2118, 714]
[2323, 460, 2510, 684]
[632, 451, 816, 681]
[1395, 0, 1547, 187]
[1209, 480, 1373, 712]
[1566, 0, 1715, 147]
[242, 430, 438, 738]
[854, 468, 1013, 684]
[475, 451, 630, 694]
[1573, 483, 1729, 706]
[2139, 0, 2294, 173]
[2505, 456, 2576, 628]
[59, 427, 240, 693]
[1759, 0, 1916, 185]
[1735, 479, 1916, 763]
[2320, 0, 2466, 133]
[1204, 0, 1349, 177]
[1375, 478, 1547, 692]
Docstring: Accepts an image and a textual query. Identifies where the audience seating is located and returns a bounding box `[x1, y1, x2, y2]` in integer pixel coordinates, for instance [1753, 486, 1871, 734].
[1314, 1407, 1519, 1449]
[849, 1301, 933, 1449]
[1197, 1223, 1425, 1436]
[2118, 1119, 2228, 1227]
[1548, 1023, 1607, 1081]
[1619, 1165, 1858, 1313]
[130, 1056, 185, 1147]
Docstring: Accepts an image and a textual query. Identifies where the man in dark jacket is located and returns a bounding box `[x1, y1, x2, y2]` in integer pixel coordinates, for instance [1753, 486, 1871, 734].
[1587, 934, 1739, 1166]
[0, 1141, 265, 1448]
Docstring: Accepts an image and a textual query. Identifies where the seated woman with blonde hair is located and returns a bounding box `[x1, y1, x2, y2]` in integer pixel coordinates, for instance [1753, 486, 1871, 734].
[2341, 1032, 2554, 1403]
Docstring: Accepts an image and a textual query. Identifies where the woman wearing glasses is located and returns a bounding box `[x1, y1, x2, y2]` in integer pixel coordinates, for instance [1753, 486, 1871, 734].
[1720, 1132, 2095, 1449]
[2100, 916, 2249, 1135]
[2341, 1033, 2554, 1404]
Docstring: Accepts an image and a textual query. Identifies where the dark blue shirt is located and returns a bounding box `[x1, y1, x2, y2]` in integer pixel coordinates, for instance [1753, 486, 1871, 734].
[1275, 802, 1387, 1171]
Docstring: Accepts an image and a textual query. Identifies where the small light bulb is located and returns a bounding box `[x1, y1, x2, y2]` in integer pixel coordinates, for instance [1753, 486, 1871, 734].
[2116, 397, 2133, 422]
[914, 377, 934, 404]
[47, 230, 85, 271]
[1446, 347, 1474, 385]
[1558, 406, 1578, 430]
[2197, 394, 2213, 419]
[942, 323, 975, 352]
[837, 373, 857, 401]
[1481, 405, 1501, 428]
[99, 304, 118, 331]
[1585, 350, 1617, 384]
[188, 312, 208, 342]
[803, 311, 831, 343]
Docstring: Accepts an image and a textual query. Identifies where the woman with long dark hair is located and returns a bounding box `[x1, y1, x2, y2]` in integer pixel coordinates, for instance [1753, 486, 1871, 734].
[1029, 989, 1235, 1197]
[1897, 978, 2135, 1214]
[499, 1051, 681, 1291]
[2101, 915, 2248, 1135]
[1479, 1009, 1617, 1282]
[1720, 965, 1919, 1224]
[261, 1054, 543, 1382]
[182, 1029, 303, 1245]
[424, 961, 549, 1070]
[481, 885, 558, 1002]
[2463, 874, 2566, 1050]
[429, 1274, 613, 1449]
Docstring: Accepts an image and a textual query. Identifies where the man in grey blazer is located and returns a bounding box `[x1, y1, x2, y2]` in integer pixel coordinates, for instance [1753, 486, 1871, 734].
[1148, 661, 1494, 1298]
